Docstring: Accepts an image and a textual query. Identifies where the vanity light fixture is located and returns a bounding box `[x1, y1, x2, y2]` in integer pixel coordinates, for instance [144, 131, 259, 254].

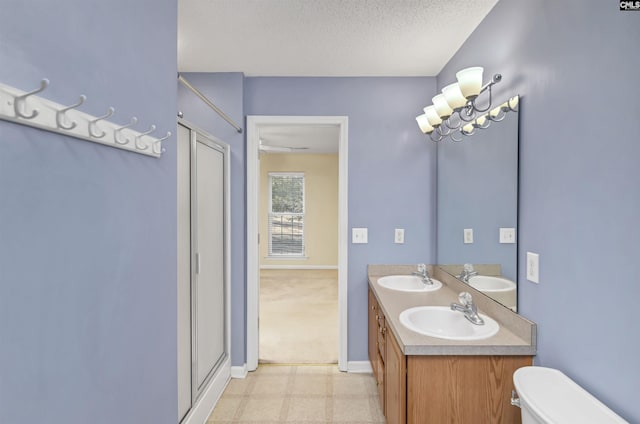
[415, 66, 518, 142]
[459, 95, 520, 137]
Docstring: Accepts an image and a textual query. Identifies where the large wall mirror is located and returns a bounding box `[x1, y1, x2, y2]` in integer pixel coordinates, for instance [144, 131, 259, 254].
[436, 104, 519, 311]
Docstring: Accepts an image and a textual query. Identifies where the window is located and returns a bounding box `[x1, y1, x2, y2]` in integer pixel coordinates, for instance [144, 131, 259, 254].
[268, 173, 305, 257]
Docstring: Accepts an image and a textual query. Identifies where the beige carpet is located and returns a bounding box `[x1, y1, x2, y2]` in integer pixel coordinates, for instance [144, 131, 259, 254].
[259, 269, 338, 364]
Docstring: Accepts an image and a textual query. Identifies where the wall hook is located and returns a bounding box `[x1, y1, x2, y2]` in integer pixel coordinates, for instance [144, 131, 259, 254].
[134, 124, 156, 150]
[56, 95, 86, 130]
[153, 131, 172, 155]
[88, 107, 115, 138]
[13, 78, 49, 119]
[114, 117, 138, 145]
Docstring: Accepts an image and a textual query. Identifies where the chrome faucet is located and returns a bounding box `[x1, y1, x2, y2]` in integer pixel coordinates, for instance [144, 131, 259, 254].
[450, 292, 485, 325]
[412, 263, 434, 285]
[458, 263, 478, 283]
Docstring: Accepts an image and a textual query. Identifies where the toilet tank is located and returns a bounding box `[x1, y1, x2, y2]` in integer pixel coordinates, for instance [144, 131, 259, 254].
[513, 367, 628, 424]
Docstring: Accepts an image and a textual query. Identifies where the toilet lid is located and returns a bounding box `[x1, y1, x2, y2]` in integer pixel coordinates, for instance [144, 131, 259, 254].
[513, 367, 628, 424]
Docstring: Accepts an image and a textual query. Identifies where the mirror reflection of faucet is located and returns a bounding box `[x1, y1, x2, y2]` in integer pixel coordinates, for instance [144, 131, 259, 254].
[412, 263, 434, 285]
[450, 292, 485, 325]
[458, 263, 479, 283]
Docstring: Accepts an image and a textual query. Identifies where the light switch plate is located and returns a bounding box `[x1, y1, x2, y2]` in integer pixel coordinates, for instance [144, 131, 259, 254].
[352, 228, 368, 244]
[394, 228, 404, 244]
[527, 252, 539, 283]
[500, 227, 516, 244]
[464, 228, 473, 244]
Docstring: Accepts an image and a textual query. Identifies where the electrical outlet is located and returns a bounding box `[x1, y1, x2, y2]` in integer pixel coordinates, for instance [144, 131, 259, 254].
[500, 227, 516, 244]
[352, 228, 368, 244]
[527, 252, 539, 283]
[464, 228, 473, 244]
[394, 228, 404, 244]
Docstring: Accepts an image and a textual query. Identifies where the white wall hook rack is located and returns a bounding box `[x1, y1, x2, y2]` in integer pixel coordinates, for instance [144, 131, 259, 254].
[0, 78, 170, 158]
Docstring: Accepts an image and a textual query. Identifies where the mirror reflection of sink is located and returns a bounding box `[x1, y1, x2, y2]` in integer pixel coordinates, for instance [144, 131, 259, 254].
[468, 276, 516, 310]
[399, 306, 499, 340]
[468, 275, 515, 291]
[377, 275, 442, 292]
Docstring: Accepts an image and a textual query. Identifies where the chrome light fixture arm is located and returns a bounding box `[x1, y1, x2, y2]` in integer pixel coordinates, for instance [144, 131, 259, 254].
[458, 105, 477, 122]
[428, 130, 444, 143]
[450, 130, 464, 142]
[487, 109, 507, 122]
[470, 73, 501, 113]
[436, 122, 453, 137]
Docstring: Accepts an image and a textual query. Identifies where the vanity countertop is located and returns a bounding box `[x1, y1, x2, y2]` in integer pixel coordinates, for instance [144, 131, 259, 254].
[368, 264, 537, 356]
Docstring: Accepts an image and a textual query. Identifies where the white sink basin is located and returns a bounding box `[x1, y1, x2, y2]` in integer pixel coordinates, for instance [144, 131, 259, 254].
[399, 306, 499, 340]
[377, 275, 442, 292]
[468, 276, 516, 309]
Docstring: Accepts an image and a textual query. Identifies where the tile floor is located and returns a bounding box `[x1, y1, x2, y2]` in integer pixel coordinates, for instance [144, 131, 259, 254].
[206, 365, 385, 423]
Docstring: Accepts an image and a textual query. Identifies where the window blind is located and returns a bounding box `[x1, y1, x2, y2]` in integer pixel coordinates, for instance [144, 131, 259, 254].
[268, 173, 305, 256]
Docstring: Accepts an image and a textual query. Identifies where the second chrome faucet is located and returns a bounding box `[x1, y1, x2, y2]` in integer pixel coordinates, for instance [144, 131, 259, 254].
[413, 263, 434, 285]
[458, 263, 479, 283]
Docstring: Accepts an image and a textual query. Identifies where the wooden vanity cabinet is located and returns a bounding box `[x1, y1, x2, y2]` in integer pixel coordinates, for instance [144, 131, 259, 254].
[385, 325, 406, 424]
[368, 287, 532, 424]
[368, 289, 378, 376]
[369, 288, 399, 421]
[368, 289, 385, 412]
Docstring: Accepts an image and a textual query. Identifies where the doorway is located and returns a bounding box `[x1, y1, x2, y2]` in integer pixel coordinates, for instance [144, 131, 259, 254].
[259, 151, 339, 364]
[247, 116, 348, 371]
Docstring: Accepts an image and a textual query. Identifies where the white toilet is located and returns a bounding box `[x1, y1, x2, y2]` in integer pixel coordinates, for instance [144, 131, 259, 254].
[512, 366, 628, 424]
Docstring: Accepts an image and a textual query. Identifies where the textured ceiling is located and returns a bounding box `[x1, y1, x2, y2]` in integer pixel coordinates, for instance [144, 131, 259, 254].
[178, 0, 499, 76]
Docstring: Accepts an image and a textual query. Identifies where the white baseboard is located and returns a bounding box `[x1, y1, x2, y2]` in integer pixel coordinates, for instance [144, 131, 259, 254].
[181, 358, 230, 424]
[232, 361, 371, 375]
[260, 265, 338, 270]
[231, 364, 248, 379]
[347, 361, 373, 373]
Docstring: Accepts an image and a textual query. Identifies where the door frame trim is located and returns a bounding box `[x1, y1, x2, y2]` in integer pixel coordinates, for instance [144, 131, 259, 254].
[246, 115, 348, 371]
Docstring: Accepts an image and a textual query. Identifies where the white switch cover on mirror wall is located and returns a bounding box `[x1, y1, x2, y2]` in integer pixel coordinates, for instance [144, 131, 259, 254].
[527, 252, 539, 283]
[394, 228, 404, 244]
[464, 228, 473, 244]
[352, 228, 368, 244]
[500, 228, 516, 244]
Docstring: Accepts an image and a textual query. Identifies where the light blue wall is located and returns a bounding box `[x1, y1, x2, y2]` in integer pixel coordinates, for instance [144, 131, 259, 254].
[0, 1, 178, 423]
[177, 72, 246, 366]
[437, 0, 640, 421]
[245, 77, 438, 361]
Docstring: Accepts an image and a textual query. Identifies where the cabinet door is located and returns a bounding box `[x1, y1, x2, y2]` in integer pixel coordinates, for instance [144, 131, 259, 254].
[377, 314, 386, 363]
[377, 352, 385, 416]
[368, 289, 379, 380]
[407, 355, 532, 423]
[385, 330, 406, 424]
